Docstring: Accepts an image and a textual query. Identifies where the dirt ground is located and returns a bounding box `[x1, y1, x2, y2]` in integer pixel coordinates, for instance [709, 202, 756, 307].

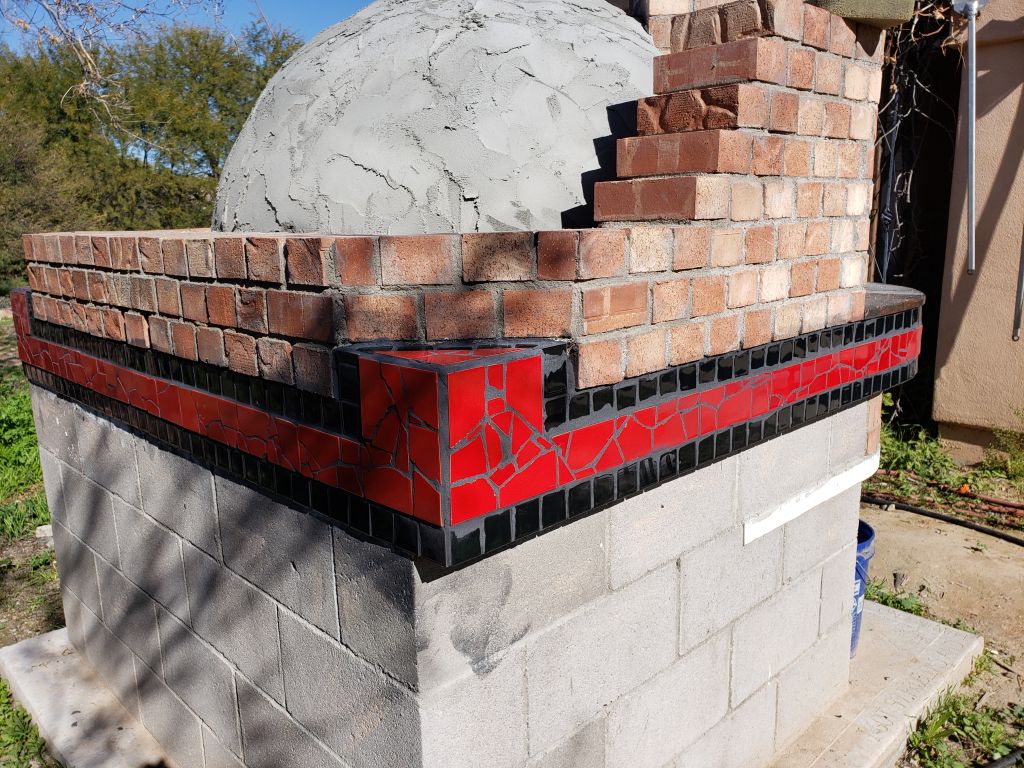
[0, 536, 64, 650]
[862, 503, 1024, 709]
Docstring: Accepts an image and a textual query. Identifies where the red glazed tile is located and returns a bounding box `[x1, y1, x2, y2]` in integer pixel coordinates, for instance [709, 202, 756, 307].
[452, 478, 498, 525]
[497, 450, 557, 509]
[409, 424, 441, 483]
[412, 472, 443, 526]
[448, 367, 486, 447]
[364, 466, 412, 516]
[505, 357, 544, 432]
[451, 435, 487, 483]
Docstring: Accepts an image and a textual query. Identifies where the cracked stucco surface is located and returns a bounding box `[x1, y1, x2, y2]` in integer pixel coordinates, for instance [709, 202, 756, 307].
[213, 0, 657, 234]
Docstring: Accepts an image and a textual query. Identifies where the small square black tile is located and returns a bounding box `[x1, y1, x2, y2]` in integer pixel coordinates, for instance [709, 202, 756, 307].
[639, 376, 659, 402]
[394, 515, 418, 553]
[451, 529, 482, 564]
[593, 474, 615, 507]
[484, 511, 513, 551]
[616, 385, 636, 411]
[569, 393, 591, 420]
[659, 450, 678, 481]
[659, 370, 678, 396]
[542, 490, 567, 527]
[592, 386, 614, 414]
[515, 499, 540, 537]
[568, 483, 592, 517]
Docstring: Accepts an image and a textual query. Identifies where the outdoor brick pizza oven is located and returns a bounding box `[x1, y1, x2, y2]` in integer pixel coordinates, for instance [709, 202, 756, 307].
[14, 1, 924, 766]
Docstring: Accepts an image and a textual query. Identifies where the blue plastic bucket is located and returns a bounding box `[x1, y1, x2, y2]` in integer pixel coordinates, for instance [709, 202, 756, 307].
[851, 520, 876, 657]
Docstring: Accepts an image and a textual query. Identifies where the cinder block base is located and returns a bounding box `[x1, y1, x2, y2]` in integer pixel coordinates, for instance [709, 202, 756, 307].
[32, 386, 884, 768]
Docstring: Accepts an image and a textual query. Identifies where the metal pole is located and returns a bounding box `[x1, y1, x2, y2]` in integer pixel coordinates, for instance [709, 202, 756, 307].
[1014, 227, 1024, 342]
[966, 2, 978, 275]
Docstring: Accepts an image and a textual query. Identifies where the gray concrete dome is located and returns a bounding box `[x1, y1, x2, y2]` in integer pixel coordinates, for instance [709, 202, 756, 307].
[213, 0, 657, 235]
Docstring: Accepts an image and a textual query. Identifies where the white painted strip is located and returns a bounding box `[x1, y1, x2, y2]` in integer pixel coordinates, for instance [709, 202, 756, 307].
[743, 452, 881, 545]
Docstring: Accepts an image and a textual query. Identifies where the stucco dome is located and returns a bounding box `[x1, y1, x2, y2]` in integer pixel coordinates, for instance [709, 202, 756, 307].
[213, 0, 657, 235]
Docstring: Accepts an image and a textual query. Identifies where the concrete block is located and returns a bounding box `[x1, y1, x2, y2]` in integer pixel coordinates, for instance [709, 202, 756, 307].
[526, 719, 606, 768]
[183, 542, 285, 703]
[782, 487, 860, 583]
[53, 522, 102, 618]
[30, 386, 81, 469]
[526, 565, 679, 754]
[818, 542, 856, 637]
[76, 596, 141, 719]
[203, 725, 246, 768]
[606, 632, 730, 768]
[236, 675, 347, 768]
[730, 572, 821, 706]
[737, 418, 831, 521]
[415, 510, 608, 690]
[157, 608, 241, 755]
[62, 585, 87, 655]
[608, 457, 737, 589]
[333, 529, 418, 687]
[420, 647, 529, 768]
[217, 475, 339, 639]
[828, 402, 869, 470]
[111, 498, 190, 624]
[679, 527, 782, 653]
[277, 608, 420, 768]
[95, 557, 163, 675]
[674, 680, 777, 768]
[136, 435, 219, 558]
[38, 449, 65, 527]
[74, 408, 140, 507]
[136, 660, 206, 768]
[60, 465, 120, 568]
[774, 622, 850, 748]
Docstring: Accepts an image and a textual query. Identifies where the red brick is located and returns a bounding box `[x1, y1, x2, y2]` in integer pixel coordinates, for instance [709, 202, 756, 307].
[267, 290, 334, 342]
[237, 289, 268, 334]
[74, 236, 93, 266]
[112, 237, 139, 271]
[673, 226, 710, 270]
[579, 229, 626, 279]
[161, 239, 187, 277]
[21, 235, 34, 262]
[788, 47, 815, 90]
[805, 221, 830, 255]
[625, 329, 666, 377]
[185, 238, 215, 278]
[850, 104, 877, 141]
[180, 284, 208, 324]
[155, 278, 182, 316]
[101, 308, 125, 342]
[797, 182, 824, 218]
[817, 257, 842, 290]
[214, 238, 247, 280]
[87, 272, 108, 304]
[224, 331, 258, 377]
[577, 339, 623, 388]
[336, 237, 378, 286]
[425, 291, 496, 340]
[745, 226, 775, 264]
[381, 234, 457, 286]
[731, 180, 763, 221]
[245, 237, 284, 284]
[802, 4, 831, 50]
[823, 183, 847, 217]
[172, 321, 198, 360]
[138, 237, 163, 274]
[751, 136, 784, 176]
[824, 102, 851, 138]
[129, 276, 157, 313]
[582, 282, 648, 333]
[462, 233, 534, 282]
[124, 312, 150, 348]
[783, 138, 812, 176]
[775, 300, 803, 337]
[712, 229, 744, 267]
[815, 54, 841, 96]
[709, 315, 740, 354]
[57, 269, 73, 296]
[616, 130, 752, 177]
[345, 294, 418, 341]
[743, 308, 773, 347]
[653, 279, 691, 323]
[790, 261, 817, 297]
[654, 37, 787, 95]
[149, 317, 173, 353]
[797, 98, 825, 136]
[765, 180, 795, 219]
[196, 326, 226, 366]
[537, 231, 578, 281]
[594, 176, 697, 223]
[778, 223, 807, 260]
[670, 7, 720, 51]
[504, 288, 572, 337]
[728, 269, 758, 308]
[769, 91, 799, 134]
[256, 337, 293, 384]
[284, 237, 330, 287]
[692, 275, 726, 316]
[206, 285, 237, 328]
[830, 16, 858, 57]
[293, 344, 332, 395]
[669, 323, 705, 364]
[638, 90, 712, 135]
[838, 143, 862, 179]
[855, 26, 885, 63]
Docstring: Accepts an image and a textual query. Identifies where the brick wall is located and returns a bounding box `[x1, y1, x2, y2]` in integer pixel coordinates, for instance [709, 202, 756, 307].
[20, 0, 884, 394]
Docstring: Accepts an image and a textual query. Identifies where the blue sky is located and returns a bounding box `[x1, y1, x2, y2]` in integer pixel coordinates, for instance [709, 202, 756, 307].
[209, 0, 369, 39]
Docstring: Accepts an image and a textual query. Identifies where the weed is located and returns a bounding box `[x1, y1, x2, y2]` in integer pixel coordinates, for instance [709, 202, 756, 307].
[26, 550, 57, 586]
[0, 676, 60, 767]
[982, 409, 1024, 489]
[907, 688, 1023, 768]
[866, 578, 926, 616]
[0, 489, 49, 543]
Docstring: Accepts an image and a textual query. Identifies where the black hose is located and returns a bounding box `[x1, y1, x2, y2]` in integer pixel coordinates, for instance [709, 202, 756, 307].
[975, 748, 1024, 768]
[861, 495, 1024, 548]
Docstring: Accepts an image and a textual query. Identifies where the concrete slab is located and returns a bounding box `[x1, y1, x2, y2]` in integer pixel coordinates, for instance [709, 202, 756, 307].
[0, 628, 174, 768]
[770, 602, 984, 768]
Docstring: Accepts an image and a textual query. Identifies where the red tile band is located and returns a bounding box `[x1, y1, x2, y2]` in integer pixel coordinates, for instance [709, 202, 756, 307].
[12, 288, 920, 533]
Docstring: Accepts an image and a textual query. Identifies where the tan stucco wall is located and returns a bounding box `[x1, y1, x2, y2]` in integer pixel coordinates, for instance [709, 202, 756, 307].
[933, 3, 1024, 447]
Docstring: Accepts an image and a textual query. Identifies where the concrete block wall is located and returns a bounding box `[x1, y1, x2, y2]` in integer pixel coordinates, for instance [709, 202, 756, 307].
[35, 382, 876, 768]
